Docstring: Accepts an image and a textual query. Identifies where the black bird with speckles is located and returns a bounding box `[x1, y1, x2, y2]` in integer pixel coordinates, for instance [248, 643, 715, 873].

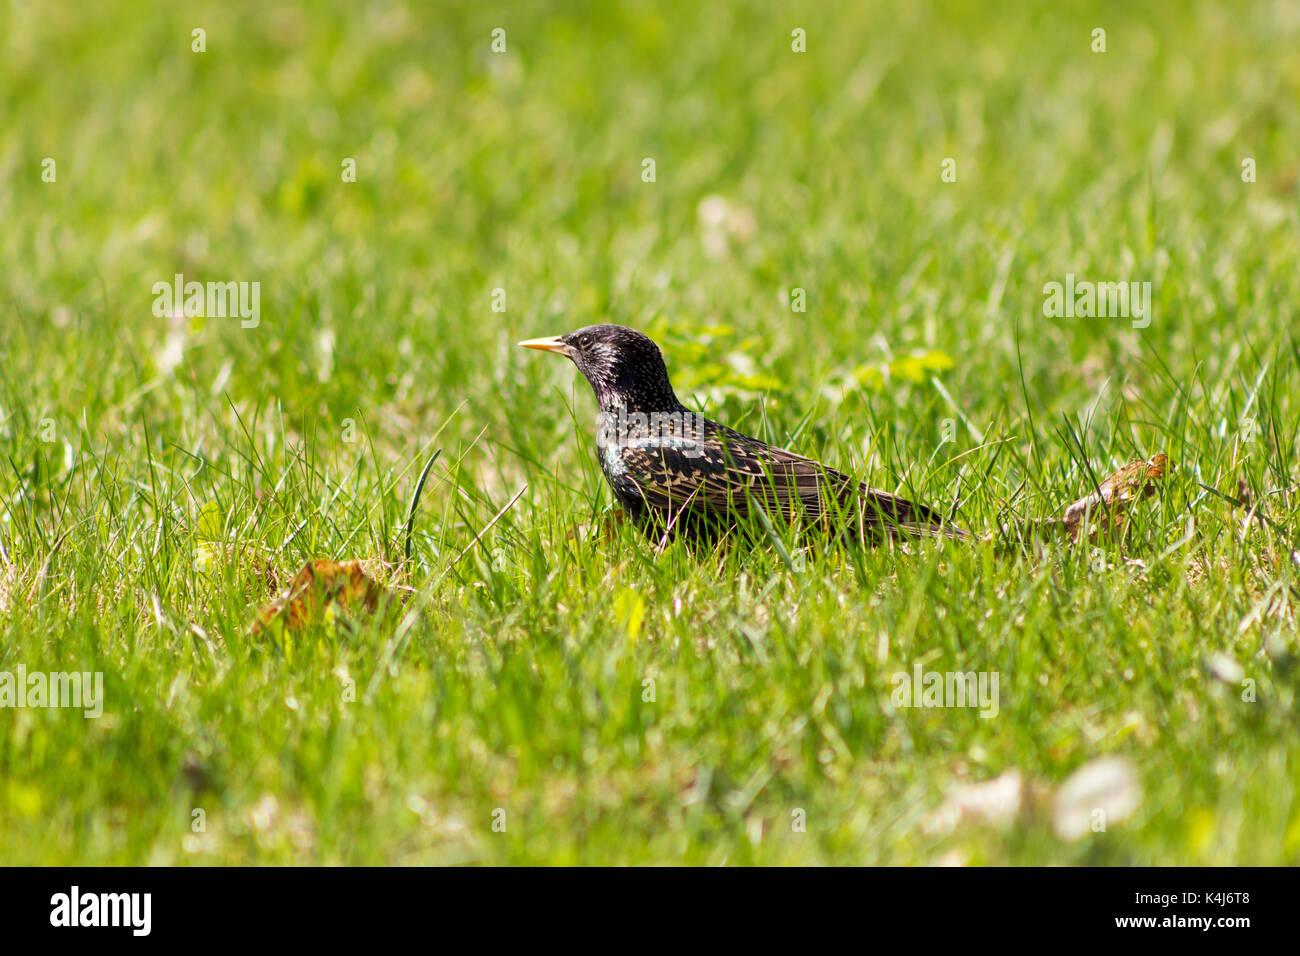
[520, 324, 964, 544]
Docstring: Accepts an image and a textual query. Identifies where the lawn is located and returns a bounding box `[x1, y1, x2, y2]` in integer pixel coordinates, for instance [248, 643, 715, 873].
[1, 0, 1298, 864]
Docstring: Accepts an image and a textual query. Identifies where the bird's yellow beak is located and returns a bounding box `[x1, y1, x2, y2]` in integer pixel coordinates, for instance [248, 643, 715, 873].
[518, 335, 572, 355]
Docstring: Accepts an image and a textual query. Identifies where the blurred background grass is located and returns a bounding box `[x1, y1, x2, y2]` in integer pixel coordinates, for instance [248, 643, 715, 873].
[5, 0, 1297, 466]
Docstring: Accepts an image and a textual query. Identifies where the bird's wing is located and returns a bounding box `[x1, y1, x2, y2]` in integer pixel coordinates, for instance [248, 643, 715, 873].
[616, 422, 953, 535]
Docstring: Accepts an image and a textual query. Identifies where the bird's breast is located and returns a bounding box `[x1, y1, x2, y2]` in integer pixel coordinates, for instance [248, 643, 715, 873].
[598, 438, 628, 478]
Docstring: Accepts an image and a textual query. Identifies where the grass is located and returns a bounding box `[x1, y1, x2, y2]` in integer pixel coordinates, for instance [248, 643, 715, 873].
[2, 0, 1299, 865]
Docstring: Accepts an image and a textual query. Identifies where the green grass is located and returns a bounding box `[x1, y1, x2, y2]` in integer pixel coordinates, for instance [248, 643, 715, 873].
[2, 0, 1299, 864]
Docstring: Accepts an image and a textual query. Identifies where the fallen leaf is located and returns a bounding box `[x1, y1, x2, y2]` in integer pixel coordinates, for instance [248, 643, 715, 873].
[253, 560, 387, 634]
[1060, 453, 1168, 543]
[992, 453, 1168, 546]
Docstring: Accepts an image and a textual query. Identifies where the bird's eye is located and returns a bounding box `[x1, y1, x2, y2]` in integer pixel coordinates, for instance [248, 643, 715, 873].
[578, 334, 593, 348]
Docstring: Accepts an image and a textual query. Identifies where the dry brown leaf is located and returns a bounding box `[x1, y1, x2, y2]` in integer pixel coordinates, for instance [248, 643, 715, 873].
[990, 452, 1168, 546]
[1061, 453, 1169, 542]
[253, 559, 387, 634]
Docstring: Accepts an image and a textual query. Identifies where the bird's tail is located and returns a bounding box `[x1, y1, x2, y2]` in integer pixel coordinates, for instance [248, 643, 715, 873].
[857, 488, 969, 542]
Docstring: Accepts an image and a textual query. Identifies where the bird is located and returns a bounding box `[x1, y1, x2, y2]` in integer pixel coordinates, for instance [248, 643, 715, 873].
[519, 324, 965, 544]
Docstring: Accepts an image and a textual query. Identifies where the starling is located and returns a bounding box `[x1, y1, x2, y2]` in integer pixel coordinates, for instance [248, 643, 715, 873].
[520, 324, 964, 543]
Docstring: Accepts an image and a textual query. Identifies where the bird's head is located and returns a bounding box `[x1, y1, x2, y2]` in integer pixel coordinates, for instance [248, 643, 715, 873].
[519, 324, 683, 413]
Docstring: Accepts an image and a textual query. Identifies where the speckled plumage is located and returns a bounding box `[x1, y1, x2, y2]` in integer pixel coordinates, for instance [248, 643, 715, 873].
[521, 324, 962, 543]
